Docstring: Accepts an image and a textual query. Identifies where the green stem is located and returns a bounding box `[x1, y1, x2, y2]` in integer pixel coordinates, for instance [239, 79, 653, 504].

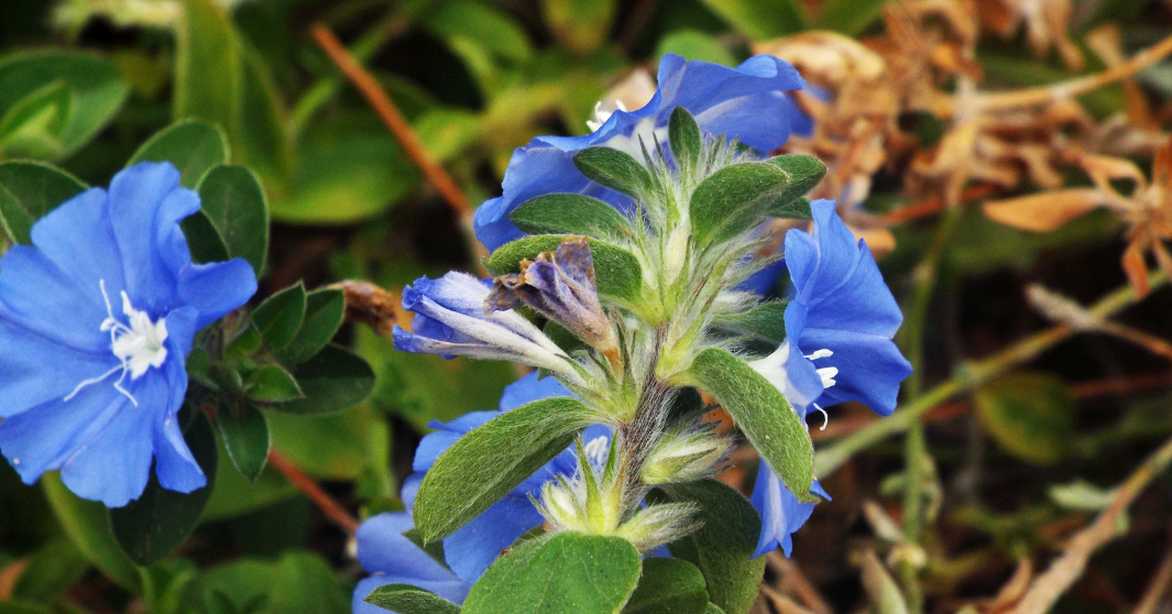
[815, 271, 1167, 477]
[289, 12, 409, 139]
[897, 204, 962, 613]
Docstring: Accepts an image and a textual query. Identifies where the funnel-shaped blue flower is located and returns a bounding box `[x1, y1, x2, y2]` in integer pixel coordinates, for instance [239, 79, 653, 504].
[0, 162, 256, 507]
[749, 200, 910, 557]
[474, 53, 809, 251]
[351, 512, 470, 614]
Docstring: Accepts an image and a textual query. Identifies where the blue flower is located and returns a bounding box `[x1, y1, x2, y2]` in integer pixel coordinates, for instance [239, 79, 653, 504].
[0, 162, 257, 507]
[474, 53, 810, 251]
[748, 200, 911, 557]
[392, 272, 584, 387]
[351, 512, 470, 614]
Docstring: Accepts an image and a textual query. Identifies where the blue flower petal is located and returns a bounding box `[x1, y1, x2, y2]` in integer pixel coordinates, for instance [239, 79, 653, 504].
[751, 464, 827, 558]
[28, 187, 126, 308]
[443, 494, 543, 581]
[357, 513, 464, 585]
[0, 313, 113, 418]
[0, 387, 123, 484]
[352, 575, 468, 614]
[498, 372, 571, 411]
[59, 387, 156, 507]
[0, 245, 109, 353]
[473, 54, 809, 251]
[412, 411, 496, 473]
[178, 259, 257, 330]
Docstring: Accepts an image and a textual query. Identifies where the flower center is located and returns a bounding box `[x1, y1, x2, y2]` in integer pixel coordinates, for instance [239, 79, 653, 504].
[63, 279, 168, 407]
[804, 349, 838, 431]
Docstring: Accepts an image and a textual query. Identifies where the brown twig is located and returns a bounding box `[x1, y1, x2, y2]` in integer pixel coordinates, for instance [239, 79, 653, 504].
[760, 584, 815, 614]
[1012, 434, 1172, 613]
[767, 553, 833, 614]
[268, 450, 360, 535]
[1135, 533, 1172, 614]
[310, 23, 487, 268]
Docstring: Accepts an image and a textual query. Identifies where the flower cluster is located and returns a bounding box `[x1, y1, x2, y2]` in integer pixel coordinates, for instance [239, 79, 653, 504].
[0, 162, 256, 507]
[380, 52, 910, 611]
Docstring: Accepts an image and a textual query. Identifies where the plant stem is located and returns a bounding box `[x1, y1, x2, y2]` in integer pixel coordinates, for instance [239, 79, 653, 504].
[268, 450, 359, 535]
[815, 272, 1167, 477]
[897, 202, 963, 612]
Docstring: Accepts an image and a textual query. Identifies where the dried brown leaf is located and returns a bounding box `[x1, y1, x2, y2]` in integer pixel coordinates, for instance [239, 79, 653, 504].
[1122, 239, 1152, 297]
[982, 188, 1104, 232]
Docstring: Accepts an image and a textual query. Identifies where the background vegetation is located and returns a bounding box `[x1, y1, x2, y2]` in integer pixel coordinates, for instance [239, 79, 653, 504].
[1, 0, 1171, 612]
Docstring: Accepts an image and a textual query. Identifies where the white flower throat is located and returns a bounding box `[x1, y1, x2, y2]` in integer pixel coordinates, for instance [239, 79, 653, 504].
[63, 279, 169, 407]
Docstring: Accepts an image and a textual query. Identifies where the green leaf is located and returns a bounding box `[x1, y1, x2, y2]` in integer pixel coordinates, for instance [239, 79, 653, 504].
[109, 415, 218, 565]
[668, 106, 703, 175]
[463, 532, 641, 614]
[196, 164, 270, 274]
[274, 117, 417, 224]
[623, 558, 709, 613]
[413, 397, 593, 542]
[0, 50, 129, 161]
[574, 147, 655, 197]
[252, 283, 308, 350]
[265, 551, 349, 614]
[276, 288, 346, 365]
[540, 0, 617, 54]
[699, 0, 805, 39]
[705, 605, 726, 614]
[246, 364, 304, 404]
[266, 404, 390, 480]
[685, 348, 814, 497]
[713, 300, 788, 345]
[365, 584, 461, 614]
[815, 0, 889, 35]
[510, 193, 633, 240]
[420, 1, 533, 63]
[975, 372, 1074, 465]
[766, 154, 826, 214]
[655, 480, 766, 614]
[656, 31, 736, 67]
[128, 119, 230, 187]
[690, 161, 803, 247]
[213, 399, 271, 482]
[0, 160, 85, 244]
[270, 345, 374, 415]
[181, 210, 231, 264]
[484, 234, 643, 303]
[11, 538, 89, 603]
[41, 475, 139, 591]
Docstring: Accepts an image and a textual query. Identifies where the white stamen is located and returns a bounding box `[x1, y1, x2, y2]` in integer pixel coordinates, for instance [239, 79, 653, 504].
[805, 348, 834, 361]
[63, 279, 169, 407]
[812, 403, 830, 431]
[805, 348, 839, 389]
[586, 100, 629, 132]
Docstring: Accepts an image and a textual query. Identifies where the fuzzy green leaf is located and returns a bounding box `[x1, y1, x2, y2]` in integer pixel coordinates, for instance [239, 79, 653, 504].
[686, 348, 813, 498]
[463, 532, 641, 614]
[713, 300, 788, 345]
[655, 480, 766, 614]
[0, 160, 85, 244]
[413, 397, 593, 542]
[365, 584, 461, 614]
[484, 234, 642, 303]
[574, 146, 654, 197]
[276, 288, 345, 366]
[623, 558, 709, 613]
[213, 398, 271, 482]
[252, 283, 308, 350]
[196, 164, 270, 275]
[766, 154, 825, 215]
[689, 162, 793, 247]
[109, 415, 218, 565]
[128, 119, 229, 187]
[510, 193, 633, 240]
[271, 345, 375, 415]
[669, 106, 703, 174]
